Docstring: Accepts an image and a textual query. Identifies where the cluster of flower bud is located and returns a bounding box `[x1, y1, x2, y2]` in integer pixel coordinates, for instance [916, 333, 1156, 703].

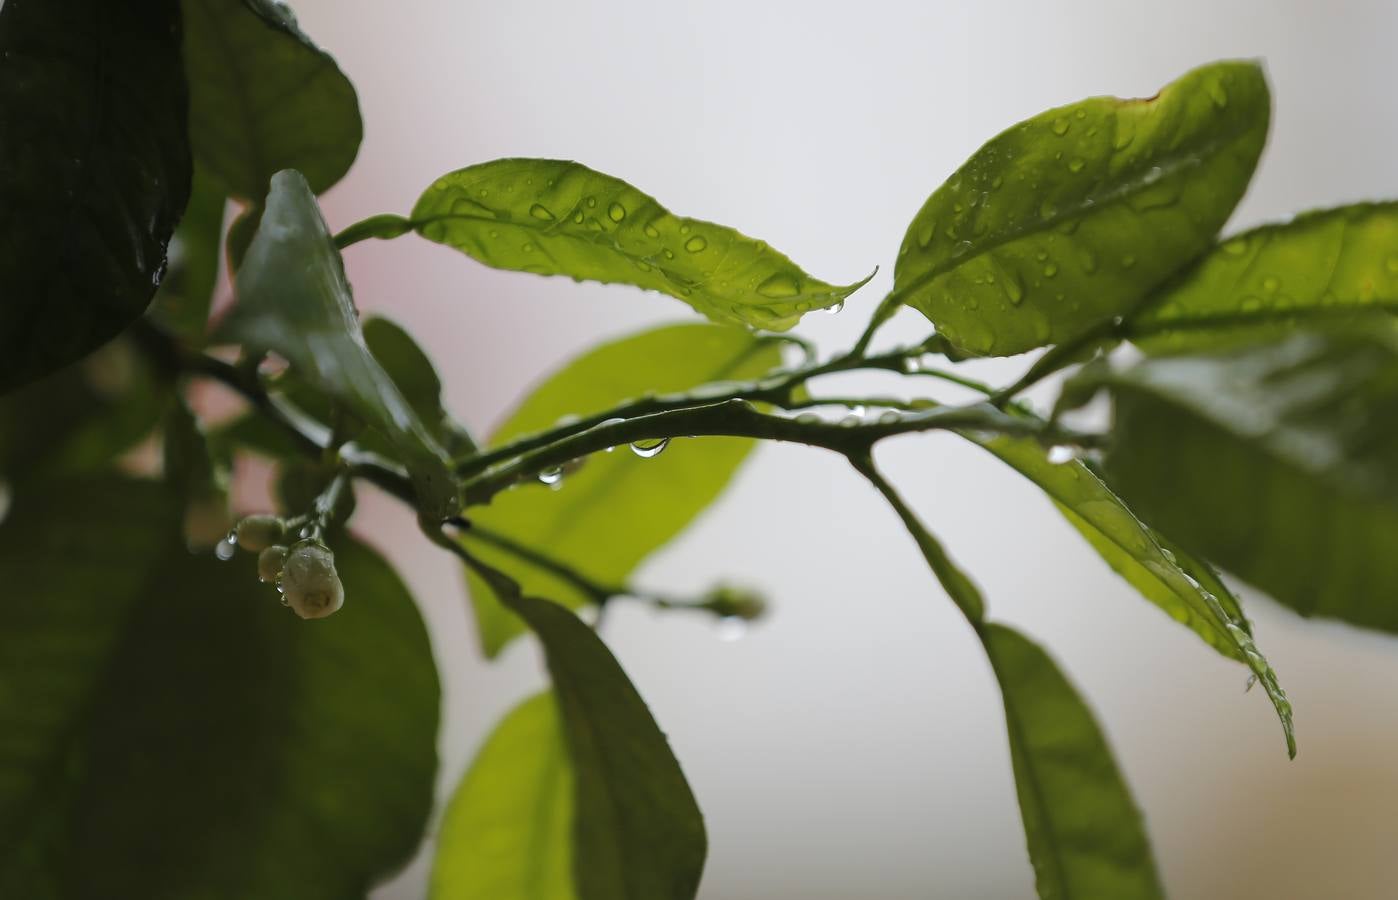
[230, 514, 344, 620]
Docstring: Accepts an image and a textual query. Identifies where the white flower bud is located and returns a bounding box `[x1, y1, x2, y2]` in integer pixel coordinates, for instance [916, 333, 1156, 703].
[235, 514, 287, 552]
[258, 545, 290, 584]
[280, 542, 344, 620]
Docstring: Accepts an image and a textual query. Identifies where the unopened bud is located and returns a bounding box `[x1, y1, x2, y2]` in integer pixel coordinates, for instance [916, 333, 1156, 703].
[281, 541, 344, 620]
[258, 545, 289, 584]
[235, 514, 287, 552]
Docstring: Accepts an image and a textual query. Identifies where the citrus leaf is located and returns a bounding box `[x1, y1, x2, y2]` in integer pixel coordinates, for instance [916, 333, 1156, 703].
[430, 692, 576, 900]
[893, 61, 1269, 356]
[182, 0, 362, 198]
[214, 169, 458, 519]
[463, 323, 780, 656]
[981, 624, 1163, 900]
[363, 316, 477, 457]
[412, 159, 869, 331]
[1101, 330, 1398, 635]
[1129, 202, 1398, 352]
[0, 0, 191, 393]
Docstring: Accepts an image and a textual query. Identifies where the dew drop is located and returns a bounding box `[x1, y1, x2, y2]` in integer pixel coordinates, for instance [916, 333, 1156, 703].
[528, 203, 555, 221]
[215, 538, 236, 561]
[1208, 81, 1229, 108]
[684, 235, 708, 253]
[630, 437, 669, 458]
[824, 300, 845, 315]
[716, 617, 748, 641]
[608, 202, 626, 222]
[1067, 158, 1085, 173]
[1051, 117, 1071, 136]
[644, 223, 660, 238]
[522, 242, 535, 253]
[571, 211, 584, 225]
[1262, 276, 1281, 294]
[1043, 262, 1059, 278]
[1039, 199, 1058, 219]
[1003, 272, 1025, 305]
[1047, 445, 1076, 465]
[538, 467, 564, 486]
[586, 196, 597, 208]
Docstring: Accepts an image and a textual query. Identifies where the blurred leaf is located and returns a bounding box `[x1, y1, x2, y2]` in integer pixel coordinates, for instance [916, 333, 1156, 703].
[275, 458, 357, 524]
[463, 323, 780, 657]
[1129, 203, 1398, 352]
[215, 170, 458, 519]
[981, 623, 1162, 900]
[893, 61, 1269, 356]
[430, 692, 576, 900]
[1101, 330, 1398, 634]
[412, 159, 869, 331]
[0, 482, 440, 898]
[0, 0, 191, 393]
[163, 398, 233, 549]
[148, 169, 228, 344]
[0, 339, 168, 480]
[226, 203, 262, 273]
[973, 434, 1293, 754]
[363, 316, 477, 456]
[181, 0, 362, 198]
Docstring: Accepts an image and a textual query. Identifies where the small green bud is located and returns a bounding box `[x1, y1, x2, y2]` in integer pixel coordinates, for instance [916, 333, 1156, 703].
[281, 541, 344, 620]
[258, 545, 290, 584]
[235, 514, 287, 552]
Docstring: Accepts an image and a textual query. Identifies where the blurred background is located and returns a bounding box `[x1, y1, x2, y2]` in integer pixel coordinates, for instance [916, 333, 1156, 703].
[281, 1, 1398, 897]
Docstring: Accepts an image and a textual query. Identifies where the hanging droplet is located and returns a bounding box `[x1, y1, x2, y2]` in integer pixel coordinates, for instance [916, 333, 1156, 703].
[630, 438, 669, 458]
[715, 616, 748, 642]
[1046, 445, 1076, 465]
[214, 538, 237, 561]
[824, 300, 844, 315]
[538, 467, 564, 486]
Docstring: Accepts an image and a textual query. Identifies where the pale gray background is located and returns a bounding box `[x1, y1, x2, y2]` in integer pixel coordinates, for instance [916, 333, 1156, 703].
[282, 1, 1398, 897]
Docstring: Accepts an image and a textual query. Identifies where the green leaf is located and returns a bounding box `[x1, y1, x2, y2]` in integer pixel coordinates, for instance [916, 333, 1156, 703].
[463, 323, 781, 656]
[163, 398, 234, 549]
[430, 692, 576, 900]
[1128, 202, 1398, 352]
[972, 434, 1294, 755]
[893, 61, 1269, 356]
[0, 0, 192, 393]
[0, 481, 440, 898]
[148, 168, 228, 344]
[980, 623, 1163, 900]
[215, 169, 459, 519]
[492, 584, 705, 900]
[411, 159, 869, 331]
[181, 0, 362, 198]
[363, 316, 477, 456]
[1100, 330, 1398, 635]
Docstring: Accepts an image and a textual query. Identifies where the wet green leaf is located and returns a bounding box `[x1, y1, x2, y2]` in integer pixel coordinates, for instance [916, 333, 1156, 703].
[0, 481, 440, 897]
[0, 0, 191, 393]
[981, 623, 1162, 900]
[463, 323, 781, 656]
[894, 61, 1269, 356]
[412, 159, 868, 331]
[430, 692, 576, 900]
[148, 169, 228, 344]
[182, 0, 362, 198]
[1102, 330, 1398, 634]
[363, 316, 477, 456]
[974, 434, 1293, 755]
[214, 170, 458, 519]
[1129, 203, 1398, 352]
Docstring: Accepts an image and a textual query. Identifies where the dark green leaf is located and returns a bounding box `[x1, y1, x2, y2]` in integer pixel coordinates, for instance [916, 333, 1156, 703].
[226, 203, 262, 273]
[181, 0, 362, 198]
[463, 323, 781, 656]
[893, 61, 1269, 356]
[275, 458, 357, 524]
[214, 170, 458, 519]
[412, 159, 869, 331]
[980, 623, 1163, 900]
[363, 316, 477, 456]
[972, 434, 1293, 754]
[163, 398, 233, 549]
[148, 168, 228, 344]
[0, 480, 440, 898]
[1101, 330, 1398, 635]
[430, 692, 576, 900]
[1129, 202, 1398, 352]
[0, 0, 192, 393]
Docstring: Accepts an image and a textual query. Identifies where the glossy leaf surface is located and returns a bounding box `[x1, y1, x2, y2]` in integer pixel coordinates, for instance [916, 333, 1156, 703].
[982, 624, 1162, 900]
[464, 323, 780, 656]
[412, 159, 867, 330]
[215, 170, 458, 518]
[975, 434, 1293, 754]
[430, 693, 576, 900]
[182, 0, 362, 198]
[0, 0, 191, 392]
[1129, 202, 1398, 352]
[894, 61, 1268, 356]
[1103, 331, 1398, 633]
[148, 168, 228, 344]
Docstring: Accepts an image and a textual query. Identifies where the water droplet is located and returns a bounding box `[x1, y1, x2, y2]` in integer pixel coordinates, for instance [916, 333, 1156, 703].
[878, 411, 901, 425]
[824, 300, 845, 315]
[1003, 272, 1025, 305]
[756, 272, 801, 299]
[1039, 199, 1058, 219]
[991, 175, 1004, 189]
[608, 202, 626, 222]
[1208, 81, 1229, 108]
[684, 235, 708, 253]
[716, 617, 747, 641]
[630, 438, 669, 458]
[1043, 262, 1059, 278]
[215, 538, 236, 561]
[528, 203, 555, 221]
[538, 467, 564, 486]
[917, 222, 936, 248]
[586, 196, 597, 208]
[1047, 445, 1076, 465]
[951, 240, 973, 258]
[522, 242, 535, 253]
[1113, 130, 1134, 150]
[1262, 276, 1281, 294]
[1067, 158, 1085, 173]
[1051, 117, 1071, 136]
[644, 223, 660, 238]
